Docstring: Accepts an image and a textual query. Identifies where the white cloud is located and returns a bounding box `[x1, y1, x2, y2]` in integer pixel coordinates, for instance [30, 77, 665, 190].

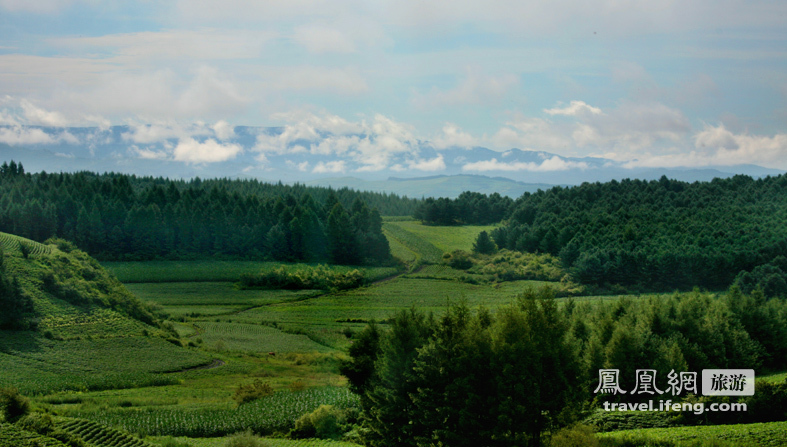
[286, 160, 310, 171]
[0, 0, 74, 13]
[173, 138, 243, 163]
[130, 146, 169, 160]
[621, 125, 787, 169]
[312, 160, 346, 173]
[212, 120, 235, 140]
[408, 155, 446, 171]
[20, 100, 69, 126]
[122, 123, 202, 144]
[544, 100, 603, 117]
[273, 66, 369, 95]
[293, 26, 356, 53]
[53, 29, 277, 63]
[431, 123, 478, 149]
[254, 111, 419, 171]
[463, 156, 589, 172]
[0, 125, 80, 145]
[414, 69, 519, 108]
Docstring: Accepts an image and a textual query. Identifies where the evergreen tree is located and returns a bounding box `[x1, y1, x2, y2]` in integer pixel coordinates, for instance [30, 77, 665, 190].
[472, 230, 497, 255]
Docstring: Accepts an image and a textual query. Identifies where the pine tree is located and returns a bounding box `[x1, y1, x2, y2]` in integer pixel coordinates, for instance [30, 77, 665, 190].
[472, 231, 497, 255]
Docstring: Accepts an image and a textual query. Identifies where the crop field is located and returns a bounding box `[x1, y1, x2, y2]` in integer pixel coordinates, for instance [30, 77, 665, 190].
[386, 221, 498, 253]
[58, 417, 154, 447]
[599, 421, 787, 446]
[194, 322, 333, 353]
[127, 283, 321, 307]
[103, 261, 399, 284]
[0, 332, 211, 394]
[152, 437, 362, 447]
[384, 229, 418, 264]
[74, 387, 358, 437]
[404, 264, 473, 280]
[0, 423, 68, 447]
[381, 223, 444, 264]
[36, 302, 150, 339]
[220, 278, 560, 329]
[0, 231, 53, 255]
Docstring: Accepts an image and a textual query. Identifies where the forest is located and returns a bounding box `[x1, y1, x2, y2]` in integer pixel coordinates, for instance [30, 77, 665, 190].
[416, 174, 787, 292]
[0, 161, 415, 264]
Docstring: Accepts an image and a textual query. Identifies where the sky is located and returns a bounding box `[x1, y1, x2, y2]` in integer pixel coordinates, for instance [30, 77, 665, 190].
[1, 0, 787, 171]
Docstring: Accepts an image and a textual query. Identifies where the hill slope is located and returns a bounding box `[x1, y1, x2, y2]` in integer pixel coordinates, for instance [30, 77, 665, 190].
[0, 233, 211, 394]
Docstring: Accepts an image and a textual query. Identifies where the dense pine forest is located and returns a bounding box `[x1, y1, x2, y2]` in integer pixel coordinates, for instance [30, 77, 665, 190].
[0, 161, 417, 263]
[494, 175, 787, 291]
[415, 174, 787, 293]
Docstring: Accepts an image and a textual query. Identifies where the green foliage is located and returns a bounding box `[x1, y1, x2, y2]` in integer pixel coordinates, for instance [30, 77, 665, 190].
[548, 424, 599, 447]
[0, 387, 30, 422]
[598, 421, 787, 446]
[347, 287, 584, 447]
[239, 265, 366, 292]
[72, 387, 358, 438]
[733, 257, 787, 298]
[471, 230, 496, 254]
[497, 174, 787, 291]
[234, 380, 275, 405]
[224, 430, 269, 447]
[413, 191, 512, 225]
[0, 165, 411, 262]
[292, 405, 345, 440]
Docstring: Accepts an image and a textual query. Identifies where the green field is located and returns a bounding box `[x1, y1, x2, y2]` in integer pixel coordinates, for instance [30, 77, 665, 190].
[194, 321, 333, 353]
[151, 437, 361, 447]
[71, 387, 357, 438]
[0, 231, 54, 255]
[0, 332, 211, 395]
[382, 222, 444, 264]
[600, 421, 787, 446]
[103, 261, 399, 284]
[386, 221, 498, 253]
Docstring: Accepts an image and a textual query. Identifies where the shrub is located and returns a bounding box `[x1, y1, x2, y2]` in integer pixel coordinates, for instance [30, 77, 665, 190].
[444, 250, 474, 270]
[549, 424, 599, 447]
[233, 380, 274, 406]
[291, 405, 345, 440]
[224, 430, 268, 447]
[0, 387, 30, 422]
[45, 237, 77, 253]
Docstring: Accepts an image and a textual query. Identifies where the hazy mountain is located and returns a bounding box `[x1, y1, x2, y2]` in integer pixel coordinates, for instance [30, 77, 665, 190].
[1, 125, 782, 198]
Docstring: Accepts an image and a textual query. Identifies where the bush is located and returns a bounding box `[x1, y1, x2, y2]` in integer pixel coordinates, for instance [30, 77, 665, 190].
[0, 387, 30, 422]
[549, 424, 599, 447]
[291, 405, 346, 440]
[45, 237, 77, 253]
[238, 265, 365, 291]
[444, 250, 474, 270]
[224, 430, 268, 447]
[233, 380, 274, 406]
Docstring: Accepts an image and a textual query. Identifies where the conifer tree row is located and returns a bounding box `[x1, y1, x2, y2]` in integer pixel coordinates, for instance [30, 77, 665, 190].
[0, 161, 408, 264]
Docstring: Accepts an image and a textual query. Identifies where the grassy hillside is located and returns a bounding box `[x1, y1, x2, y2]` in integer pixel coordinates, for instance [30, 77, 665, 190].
[383, 220, 497, 256]
[0, 233, 211, 394]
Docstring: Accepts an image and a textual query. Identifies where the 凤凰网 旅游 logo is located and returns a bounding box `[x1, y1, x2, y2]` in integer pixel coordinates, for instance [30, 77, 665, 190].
[594, 369, 754, 397]
[701, 369, 755, 396]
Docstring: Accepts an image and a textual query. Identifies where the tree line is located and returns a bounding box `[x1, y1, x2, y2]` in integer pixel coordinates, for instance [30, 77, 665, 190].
[0, 161, 413, 263]
[491, 174, 787, 291]
[413, 191, 512, 225]
[340, 286, 787, 446]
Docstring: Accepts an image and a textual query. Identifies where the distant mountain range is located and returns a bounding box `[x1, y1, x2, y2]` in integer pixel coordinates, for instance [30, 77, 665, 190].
[1, 125, 783, 198]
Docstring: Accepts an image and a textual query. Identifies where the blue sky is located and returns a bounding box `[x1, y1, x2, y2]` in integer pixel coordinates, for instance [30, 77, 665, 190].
[1, 0, 786, 171]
